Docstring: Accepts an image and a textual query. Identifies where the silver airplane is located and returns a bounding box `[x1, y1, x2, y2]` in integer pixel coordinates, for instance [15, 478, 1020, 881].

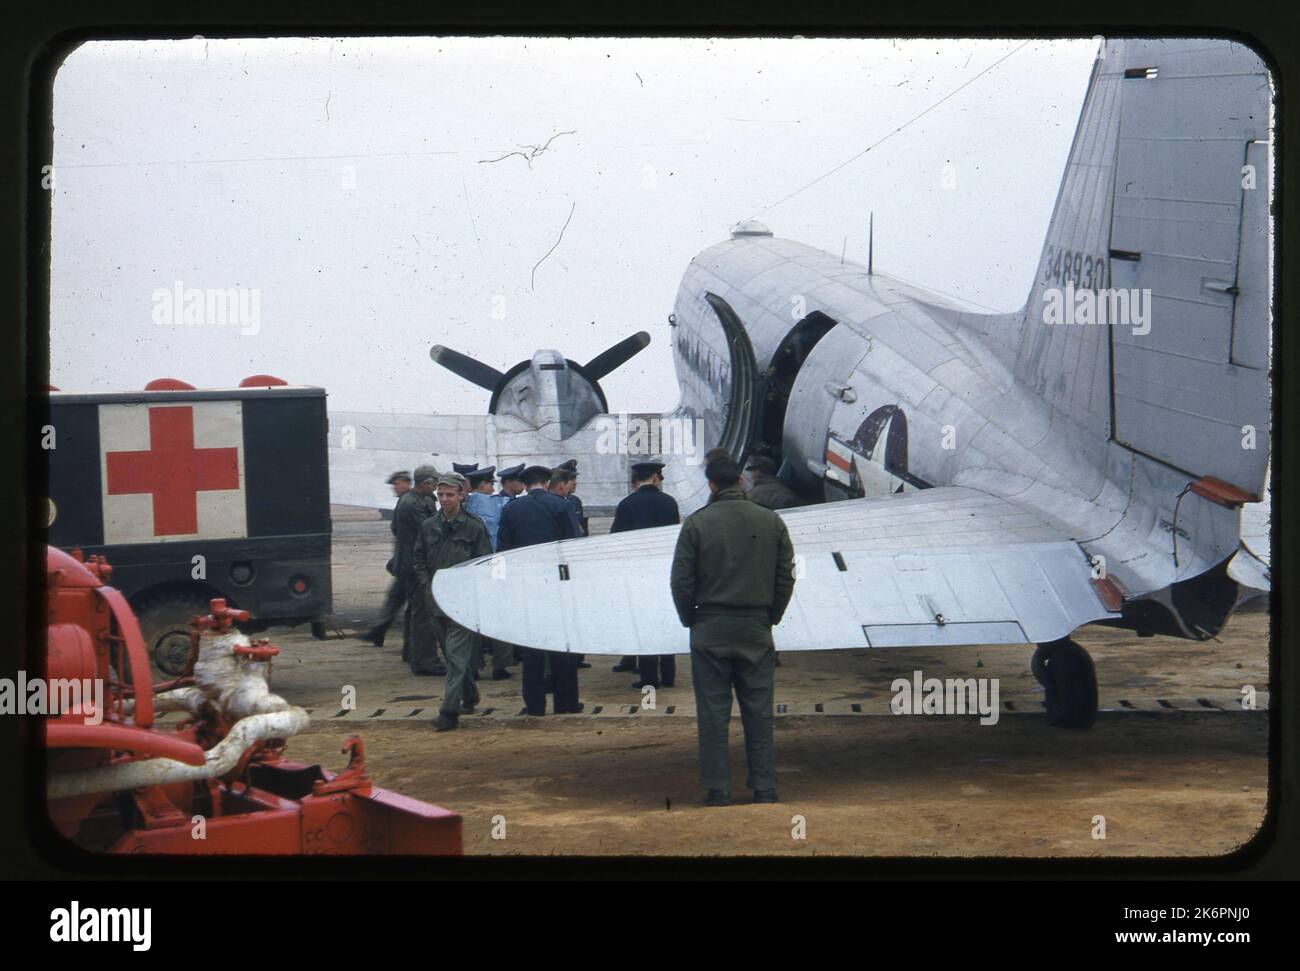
[434, 38, 1272, 729]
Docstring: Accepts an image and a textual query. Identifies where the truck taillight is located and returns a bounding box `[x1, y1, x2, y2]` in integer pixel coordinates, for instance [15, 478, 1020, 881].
[290, 575, 311, 596]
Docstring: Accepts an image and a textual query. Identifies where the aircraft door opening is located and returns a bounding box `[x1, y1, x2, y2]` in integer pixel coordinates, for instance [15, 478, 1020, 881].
[754, 311, 838, 466]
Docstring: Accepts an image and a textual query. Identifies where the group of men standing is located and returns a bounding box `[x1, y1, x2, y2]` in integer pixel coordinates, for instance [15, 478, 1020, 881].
[361, 459, 591, 727]
[362, 449, 800, 806]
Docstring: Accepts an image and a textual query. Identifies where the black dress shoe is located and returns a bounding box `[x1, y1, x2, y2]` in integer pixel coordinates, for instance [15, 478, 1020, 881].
[703, 789, 731, 807]
[752, 789, 779, 804]
[491, 669, 514, 680]
[357, 629, 384, 647]
[518, 707, 545, 717]
[576, 661, 591, 668]
[431, 714, 458, 731]
[554, 703, 585, 714]
[611, 661, 636, 672]
[630, 680, 661, 690]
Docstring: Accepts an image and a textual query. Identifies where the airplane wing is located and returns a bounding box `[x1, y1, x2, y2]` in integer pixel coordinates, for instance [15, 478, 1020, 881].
[432, 486, 1121, 654]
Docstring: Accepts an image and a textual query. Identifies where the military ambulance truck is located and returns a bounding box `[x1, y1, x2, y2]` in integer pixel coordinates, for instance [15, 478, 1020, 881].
[46, 379, 333, 676]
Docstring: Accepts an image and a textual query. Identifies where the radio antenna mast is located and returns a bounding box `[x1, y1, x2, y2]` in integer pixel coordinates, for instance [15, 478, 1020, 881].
[868, 212, 874, 275]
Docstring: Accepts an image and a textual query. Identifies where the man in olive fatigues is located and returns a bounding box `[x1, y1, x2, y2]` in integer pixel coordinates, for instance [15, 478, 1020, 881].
[414, 472, 494, 731]
[359, 470, 413, 648]
[670, 457, 796, 806]
[395, 465, 446, 675]
[745, 456, 802, 510]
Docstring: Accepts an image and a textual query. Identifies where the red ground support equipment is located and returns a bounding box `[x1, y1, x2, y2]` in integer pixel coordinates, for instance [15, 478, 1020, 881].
[44, 546, 462, 855]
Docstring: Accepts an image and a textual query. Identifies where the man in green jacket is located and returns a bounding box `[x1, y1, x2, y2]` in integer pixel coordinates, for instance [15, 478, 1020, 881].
[670, 457, 796, 806]
[396, 465, 445, 675]
[414, 472, 494, 731]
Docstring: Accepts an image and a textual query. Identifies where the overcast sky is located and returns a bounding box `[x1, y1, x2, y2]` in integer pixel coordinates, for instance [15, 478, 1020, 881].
[50, 36, 1098, 414]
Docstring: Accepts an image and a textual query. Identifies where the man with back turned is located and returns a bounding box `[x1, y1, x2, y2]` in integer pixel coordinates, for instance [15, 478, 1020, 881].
[670, 457, 795, 806]
[497, 464, 583, 716]
[612, 459, 681, 689]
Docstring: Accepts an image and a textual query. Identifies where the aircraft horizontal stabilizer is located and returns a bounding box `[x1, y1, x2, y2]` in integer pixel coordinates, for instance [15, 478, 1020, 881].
[432, 487, 1121, 654]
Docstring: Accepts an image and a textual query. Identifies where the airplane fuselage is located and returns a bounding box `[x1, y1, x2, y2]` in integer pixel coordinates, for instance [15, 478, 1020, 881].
[664, 230, 1247, 640]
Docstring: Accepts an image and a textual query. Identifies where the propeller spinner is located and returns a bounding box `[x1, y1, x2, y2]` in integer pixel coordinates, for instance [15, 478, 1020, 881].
[429, 331, 650, 441]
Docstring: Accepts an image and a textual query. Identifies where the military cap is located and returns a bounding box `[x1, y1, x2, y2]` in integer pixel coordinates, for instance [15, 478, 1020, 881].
[630, 460, 666, 479]
[413, 464, 439, 484]
[452, 462, 479, 475]
[498, 463, 526, 482]
[386, 470, 412, 484]
[465, 466, 496, 485]
[522, 464, 554, 485]
[437, 471, 469, 490]
[559, 458, 579, 474]
[745, 455, 778, 475]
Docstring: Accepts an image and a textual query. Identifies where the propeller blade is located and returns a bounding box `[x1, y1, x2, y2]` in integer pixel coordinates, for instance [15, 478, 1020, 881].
[583, 331, 651, 381]
[429, 345, 506, 392]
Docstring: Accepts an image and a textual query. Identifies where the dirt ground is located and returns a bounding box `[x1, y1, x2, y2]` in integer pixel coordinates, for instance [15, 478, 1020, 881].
[265, 514, 1271, 858]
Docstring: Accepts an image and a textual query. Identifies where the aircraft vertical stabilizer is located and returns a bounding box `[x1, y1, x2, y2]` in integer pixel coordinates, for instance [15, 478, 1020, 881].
[1016, 39, 1271, 500]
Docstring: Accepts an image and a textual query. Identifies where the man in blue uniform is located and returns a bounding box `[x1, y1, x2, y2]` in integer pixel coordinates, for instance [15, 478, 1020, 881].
[491, 463, 527, 674]
[611, 460, 681, 689]
[464, 466, 506, 548]
[463, 465, 514, 679]
[498, 463, 527, 499]
[497, 464, 582, 715]
[558, 458, 589, 537]
[547, 467, 585, 537]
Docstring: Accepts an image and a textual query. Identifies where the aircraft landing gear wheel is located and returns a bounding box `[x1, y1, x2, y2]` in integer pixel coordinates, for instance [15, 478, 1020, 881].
[1035, 638, 1097, 730]
[1030, 643, 1051, 687]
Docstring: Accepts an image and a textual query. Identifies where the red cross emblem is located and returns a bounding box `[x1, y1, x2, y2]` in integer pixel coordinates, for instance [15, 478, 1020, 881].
[104, 406, 241, 536]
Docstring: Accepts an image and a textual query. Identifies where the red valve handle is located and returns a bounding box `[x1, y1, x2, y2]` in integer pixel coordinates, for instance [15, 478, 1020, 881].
[233, 640, 279, 661]
[193, 598, 251, 633]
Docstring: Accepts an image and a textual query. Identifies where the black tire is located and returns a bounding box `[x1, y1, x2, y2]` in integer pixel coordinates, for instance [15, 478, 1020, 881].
[135, 592, 213, 680]
[1040, 638, 1098, 730]
[1030, 643, 1051, 687]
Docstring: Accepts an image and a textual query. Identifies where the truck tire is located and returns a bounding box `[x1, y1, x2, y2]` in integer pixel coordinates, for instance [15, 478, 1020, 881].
[135, 592, 213, 680]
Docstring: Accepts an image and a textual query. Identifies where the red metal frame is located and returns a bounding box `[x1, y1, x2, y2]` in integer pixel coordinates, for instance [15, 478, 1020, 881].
[44, 546, 463, 856]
